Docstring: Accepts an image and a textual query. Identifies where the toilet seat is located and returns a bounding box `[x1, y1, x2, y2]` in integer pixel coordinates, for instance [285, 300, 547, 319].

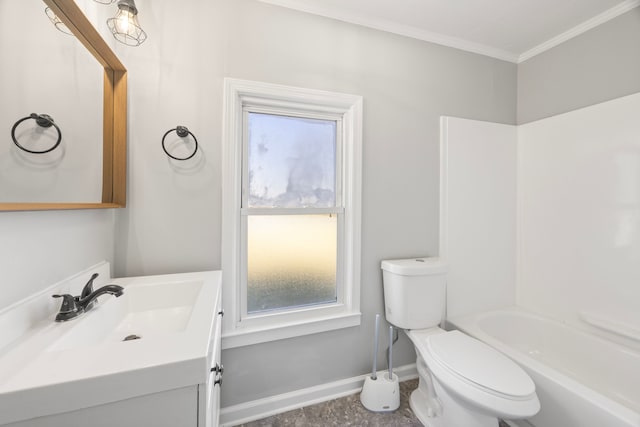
[409, 329, 540, 419]
[427, 330, 535, 399]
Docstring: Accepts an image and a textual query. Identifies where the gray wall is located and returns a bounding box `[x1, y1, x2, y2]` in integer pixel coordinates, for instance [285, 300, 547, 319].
[3, 0, 637, 412]
[111, 0, 516, 407]
[0, 0, 516, 409]
[517, 8, 640, 124]
[9, 0, 637, 412]
[0, 210, 115, 310]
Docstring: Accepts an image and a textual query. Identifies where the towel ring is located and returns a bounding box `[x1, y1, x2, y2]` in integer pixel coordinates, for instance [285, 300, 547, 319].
[162, 126, 198, 161]
[11, 113, 62, 154]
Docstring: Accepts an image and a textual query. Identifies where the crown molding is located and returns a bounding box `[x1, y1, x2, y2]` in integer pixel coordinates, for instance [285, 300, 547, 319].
[258, 0, 640, 64]
[518, 0, 640, 62]
[257, 0, 520, 63]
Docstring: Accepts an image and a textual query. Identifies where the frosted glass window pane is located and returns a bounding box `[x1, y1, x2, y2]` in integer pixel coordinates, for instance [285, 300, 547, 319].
[247, 112, 336, 208]
[247, 215, 337, 314]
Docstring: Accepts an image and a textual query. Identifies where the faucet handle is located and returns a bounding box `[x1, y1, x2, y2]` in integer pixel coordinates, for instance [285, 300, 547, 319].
[52, 294, 81, 321]
[80, 273, 99, 311]
[81, 273, 99, 299]
[52, 294, 77, 313]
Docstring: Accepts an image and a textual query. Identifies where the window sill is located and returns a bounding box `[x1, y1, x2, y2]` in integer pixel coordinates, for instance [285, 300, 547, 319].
[221, 311, 361, 349]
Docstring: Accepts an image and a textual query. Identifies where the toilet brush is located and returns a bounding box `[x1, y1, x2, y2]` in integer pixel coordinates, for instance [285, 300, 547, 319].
[360, 315, 400, 412]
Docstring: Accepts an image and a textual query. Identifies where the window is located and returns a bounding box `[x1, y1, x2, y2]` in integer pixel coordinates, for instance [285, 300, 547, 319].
[222, 79, 363, 348]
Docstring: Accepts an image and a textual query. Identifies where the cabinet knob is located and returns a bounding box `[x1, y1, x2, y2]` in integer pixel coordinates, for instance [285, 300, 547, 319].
[218, 309, 224, 317]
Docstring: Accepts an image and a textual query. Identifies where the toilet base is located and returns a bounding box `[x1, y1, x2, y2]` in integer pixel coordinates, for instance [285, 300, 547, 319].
[410, 387, 443, 427]
[411, 359, 499, 427]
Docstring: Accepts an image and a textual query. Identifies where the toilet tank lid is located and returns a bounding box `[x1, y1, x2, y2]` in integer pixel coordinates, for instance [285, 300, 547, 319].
[381, 257, 448, 276]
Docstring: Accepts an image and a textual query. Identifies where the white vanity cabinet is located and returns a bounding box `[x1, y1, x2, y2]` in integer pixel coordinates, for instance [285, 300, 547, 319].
[0, 268, 223, 427]
[200, 305, 224, 427]
[6, 387, 199, 427]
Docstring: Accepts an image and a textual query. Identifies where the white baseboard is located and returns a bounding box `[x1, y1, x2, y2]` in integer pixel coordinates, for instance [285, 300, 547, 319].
[220, 363, 417, 426]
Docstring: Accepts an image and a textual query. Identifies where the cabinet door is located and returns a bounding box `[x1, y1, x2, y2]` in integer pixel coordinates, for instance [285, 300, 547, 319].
[9, 387, 198, 427]
[206, 369, 221, 427]
[200, 308, 223, 427]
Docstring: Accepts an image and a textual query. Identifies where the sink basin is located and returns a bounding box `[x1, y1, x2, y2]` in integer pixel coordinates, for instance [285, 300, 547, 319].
[49, 280, 204, 352]
[0, 269, 221, 425]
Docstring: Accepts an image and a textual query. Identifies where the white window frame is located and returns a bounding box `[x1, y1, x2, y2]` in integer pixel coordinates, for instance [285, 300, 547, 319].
[221, 78, 363, 349]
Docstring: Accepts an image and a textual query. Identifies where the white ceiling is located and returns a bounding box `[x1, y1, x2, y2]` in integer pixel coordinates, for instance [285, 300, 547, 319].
[258, 0, 639, 62]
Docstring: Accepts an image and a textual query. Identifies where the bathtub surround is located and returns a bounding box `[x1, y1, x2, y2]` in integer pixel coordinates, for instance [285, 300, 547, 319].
[518, 92, 640, 350]
[442, 92, 640, 346]
[439, 117, 518, 318]
[0, 0, 638, 424]
[441, 92, 640, 425]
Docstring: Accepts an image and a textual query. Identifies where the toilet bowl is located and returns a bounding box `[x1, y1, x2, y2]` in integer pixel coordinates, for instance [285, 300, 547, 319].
[381, 257, 539, 427]
[408, 328, 539, 427]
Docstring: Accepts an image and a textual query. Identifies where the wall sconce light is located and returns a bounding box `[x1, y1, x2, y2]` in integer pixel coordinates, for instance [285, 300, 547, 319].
[44, 7, 73, 35]
[106, 0, 147, 47]
[45, 0, 147, 46]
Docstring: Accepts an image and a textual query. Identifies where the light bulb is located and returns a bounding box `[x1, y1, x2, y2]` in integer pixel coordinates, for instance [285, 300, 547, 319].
[106, 0, 147, 46]
[115, 10, 131, 33]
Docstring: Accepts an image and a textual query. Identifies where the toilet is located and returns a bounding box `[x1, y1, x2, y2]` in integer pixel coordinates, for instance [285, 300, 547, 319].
[381, 257, 540, 427]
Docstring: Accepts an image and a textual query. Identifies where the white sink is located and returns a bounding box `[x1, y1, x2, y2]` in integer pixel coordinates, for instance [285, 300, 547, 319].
[48, 279, 204, 352]
[0, 268, 221, 425]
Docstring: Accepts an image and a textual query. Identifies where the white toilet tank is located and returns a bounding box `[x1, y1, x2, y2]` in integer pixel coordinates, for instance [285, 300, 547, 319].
[381, 257, 447, 330]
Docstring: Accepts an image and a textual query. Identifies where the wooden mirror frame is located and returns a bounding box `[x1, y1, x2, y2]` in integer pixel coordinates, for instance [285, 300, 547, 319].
[0, 0, 127, 211]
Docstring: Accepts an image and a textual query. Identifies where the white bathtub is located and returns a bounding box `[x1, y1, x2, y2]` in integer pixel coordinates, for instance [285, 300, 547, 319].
[450, 307, 640, 427]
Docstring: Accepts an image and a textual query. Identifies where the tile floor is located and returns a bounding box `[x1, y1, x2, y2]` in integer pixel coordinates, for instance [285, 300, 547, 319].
[237, 379, 512, 426]
[238, 379, 420, 427]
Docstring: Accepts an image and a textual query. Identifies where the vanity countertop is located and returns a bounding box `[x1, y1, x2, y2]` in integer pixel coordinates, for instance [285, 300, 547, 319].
[0, 270, 222, 425]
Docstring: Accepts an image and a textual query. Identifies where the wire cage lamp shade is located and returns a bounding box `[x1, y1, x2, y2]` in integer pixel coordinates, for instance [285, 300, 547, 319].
[45, 7, 73, 35]
[106, 0, 147, 46]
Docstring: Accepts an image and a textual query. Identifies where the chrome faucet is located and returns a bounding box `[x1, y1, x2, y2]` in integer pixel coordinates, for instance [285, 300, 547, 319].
[52, 273, 124, 322]
[76, 284, 124, 311]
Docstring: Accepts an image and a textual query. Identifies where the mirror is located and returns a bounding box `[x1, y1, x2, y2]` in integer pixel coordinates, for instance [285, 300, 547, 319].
[0, 0, 126, 211]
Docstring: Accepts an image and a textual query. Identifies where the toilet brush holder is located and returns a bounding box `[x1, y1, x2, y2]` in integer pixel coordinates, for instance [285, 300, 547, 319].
[360, 371, 400, 412]
[361, 318, 400, 412]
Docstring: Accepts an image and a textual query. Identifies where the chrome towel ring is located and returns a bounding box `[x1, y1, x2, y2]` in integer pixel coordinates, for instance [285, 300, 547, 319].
[161, 125, 198, 160]
[11, 113, 62, 154]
